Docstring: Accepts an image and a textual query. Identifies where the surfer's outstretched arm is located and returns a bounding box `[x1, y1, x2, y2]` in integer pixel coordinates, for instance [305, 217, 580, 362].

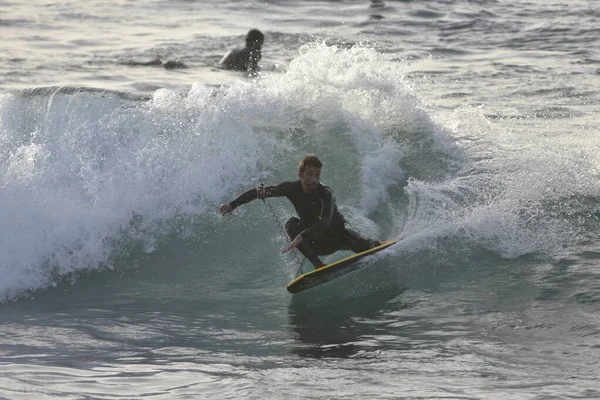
[219, 182, 292, 215]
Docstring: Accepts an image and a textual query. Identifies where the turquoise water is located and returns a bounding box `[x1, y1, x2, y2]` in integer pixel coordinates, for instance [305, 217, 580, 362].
[1, 1, 600, 398]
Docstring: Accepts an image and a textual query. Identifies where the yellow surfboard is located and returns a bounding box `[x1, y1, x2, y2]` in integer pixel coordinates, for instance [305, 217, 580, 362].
[286, 240, 398, 294]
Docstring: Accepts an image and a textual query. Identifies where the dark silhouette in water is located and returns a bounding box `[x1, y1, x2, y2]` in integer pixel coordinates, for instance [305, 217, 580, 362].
[219, 29, 264, 75]
[124, 57, 188, 70]
[123, 29, 264, 74]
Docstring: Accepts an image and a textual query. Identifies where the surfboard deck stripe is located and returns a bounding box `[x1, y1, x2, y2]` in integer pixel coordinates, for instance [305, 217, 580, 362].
[286, 240, 398, 294]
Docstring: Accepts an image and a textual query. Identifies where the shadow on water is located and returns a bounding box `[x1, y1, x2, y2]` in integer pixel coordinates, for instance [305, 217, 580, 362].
[286, 276, 407, 359]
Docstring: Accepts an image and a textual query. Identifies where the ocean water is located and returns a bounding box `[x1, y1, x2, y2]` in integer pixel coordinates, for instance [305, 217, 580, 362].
[1, 0, 600, 398]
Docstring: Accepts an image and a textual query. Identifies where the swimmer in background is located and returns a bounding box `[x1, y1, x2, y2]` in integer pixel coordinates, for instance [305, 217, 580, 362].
[219, 29, 264, 75]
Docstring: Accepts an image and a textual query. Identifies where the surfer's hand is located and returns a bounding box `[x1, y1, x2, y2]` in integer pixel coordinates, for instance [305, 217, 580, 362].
[282, 234, 302, 253]
[219, 203, 233, 215]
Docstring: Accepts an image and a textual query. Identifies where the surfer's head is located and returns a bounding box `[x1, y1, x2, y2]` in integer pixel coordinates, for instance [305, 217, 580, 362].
[298, 155, 322, 193]
[246, 29, 264, 49]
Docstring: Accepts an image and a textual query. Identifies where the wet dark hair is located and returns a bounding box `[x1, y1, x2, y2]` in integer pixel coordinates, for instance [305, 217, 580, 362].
[298, 155, 322, 173]
[246, 29, 264, 47]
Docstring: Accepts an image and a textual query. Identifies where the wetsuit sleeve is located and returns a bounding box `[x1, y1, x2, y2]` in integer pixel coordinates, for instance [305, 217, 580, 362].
[299, 187, 335, 238]
[228, 182, 292, 210]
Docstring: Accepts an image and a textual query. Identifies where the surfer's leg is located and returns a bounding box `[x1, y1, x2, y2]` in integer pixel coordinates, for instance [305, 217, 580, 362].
[285, 218, 325, 268]
[343, 227, 380, 253]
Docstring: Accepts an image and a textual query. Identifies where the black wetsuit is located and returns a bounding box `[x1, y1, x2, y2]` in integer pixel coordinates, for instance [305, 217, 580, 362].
[228, 180, 377, 267]
[219, 47, 261, 73]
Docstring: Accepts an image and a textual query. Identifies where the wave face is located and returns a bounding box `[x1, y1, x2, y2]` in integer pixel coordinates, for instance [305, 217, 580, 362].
[0, 44, 598, 302]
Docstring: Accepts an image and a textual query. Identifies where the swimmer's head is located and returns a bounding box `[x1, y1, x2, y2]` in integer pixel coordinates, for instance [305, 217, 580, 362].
[246, 29, 264, 48]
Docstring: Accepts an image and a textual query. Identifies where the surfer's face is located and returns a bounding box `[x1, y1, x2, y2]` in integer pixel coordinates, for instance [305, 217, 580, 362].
[299, 166, 321, 193]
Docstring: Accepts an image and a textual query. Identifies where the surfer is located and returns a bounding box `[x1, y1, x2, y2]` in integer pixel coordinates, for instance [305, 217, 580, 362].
[219, 29, 264, 75]
[219, 155, 381, 268]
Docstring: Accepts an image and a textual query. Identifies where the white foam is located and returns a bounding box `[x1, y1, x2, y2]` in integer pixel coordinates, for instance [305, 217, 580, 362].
[0, 44, 450, 300]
